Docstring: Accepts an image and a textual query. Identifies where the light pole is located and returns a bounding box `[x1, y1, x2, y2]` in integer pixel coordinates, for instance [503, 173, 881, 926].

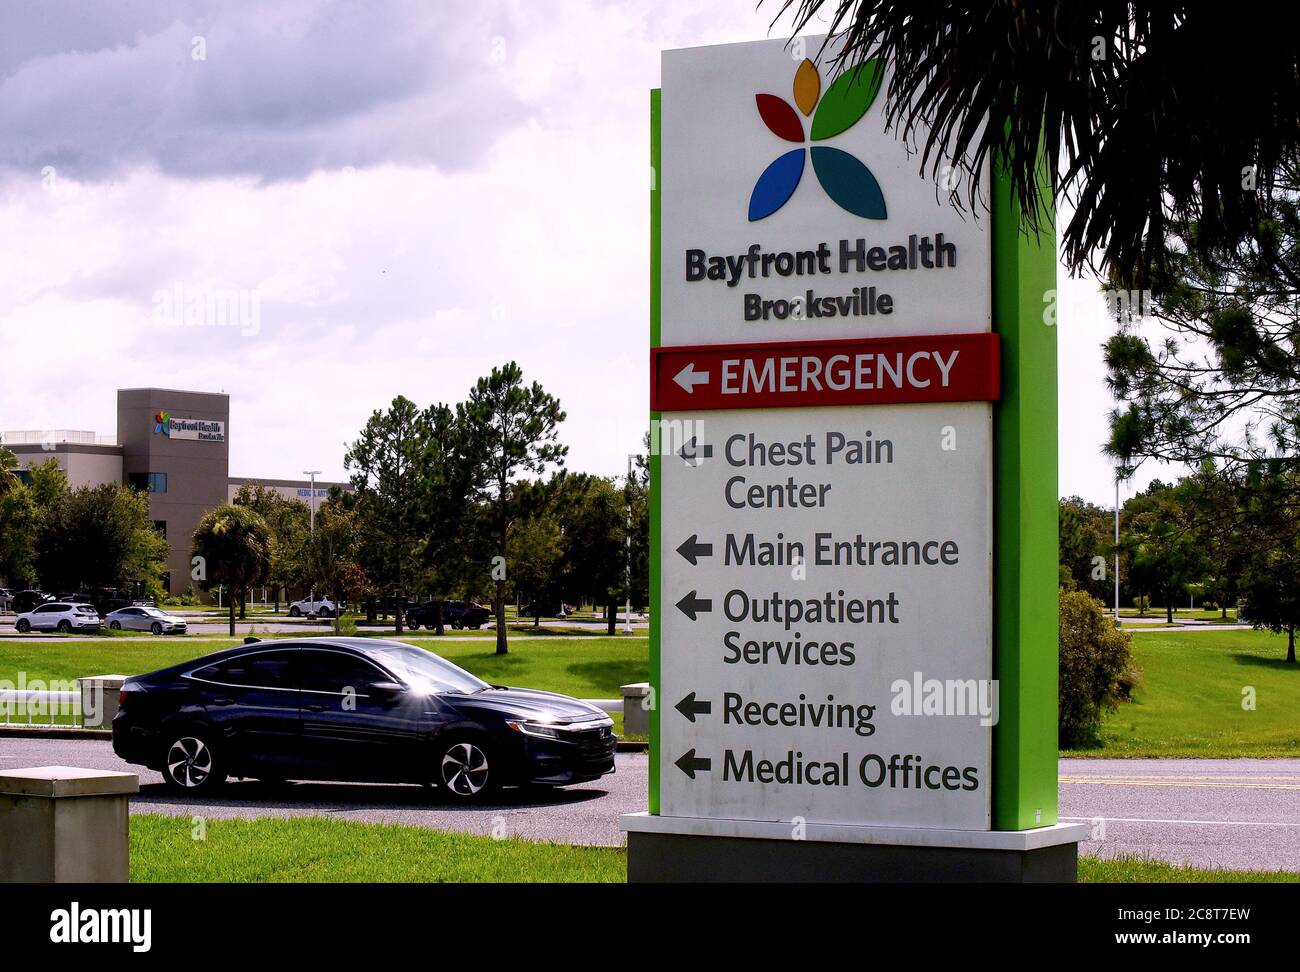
[1114, 475, 1121, 626]
[305, 470, 320, 613]
[624, 454, 634, 634]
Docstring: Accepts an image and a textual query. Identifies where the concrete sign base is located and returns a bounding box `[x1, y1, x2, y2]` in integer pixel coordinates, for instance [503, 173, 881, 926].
[622, 813, 1088, 883]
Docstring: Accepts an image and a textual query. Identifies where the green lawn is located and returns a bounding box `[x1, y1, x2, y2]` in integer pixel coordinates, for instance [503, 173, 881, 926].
[0, 636, 648, 702]
[126, 814, 1297, 883]
[1071, 628, 1300, 757]
[129, 815, 624, 882]
[1079, 855, 1300, 883]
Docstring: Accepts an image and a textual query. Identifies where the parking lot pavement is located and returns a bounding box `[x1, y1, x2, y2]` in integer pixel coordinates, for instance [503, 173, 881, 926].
[1061, 758, 1300, 872]
[0, 736, 648, 847]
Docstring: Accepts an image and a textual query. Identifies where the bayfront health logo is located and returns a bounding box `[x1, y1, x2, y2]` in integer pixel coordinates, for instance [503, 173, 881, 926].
[750, 57, 887, 221]
[153, 411, 171, 436]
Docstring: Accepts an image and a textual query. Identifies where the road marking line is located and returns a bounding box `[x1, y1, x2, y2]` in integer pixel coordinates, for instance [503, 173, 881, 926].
[1062, 815, 1300, 828]
[1059, 777, 1300, 790]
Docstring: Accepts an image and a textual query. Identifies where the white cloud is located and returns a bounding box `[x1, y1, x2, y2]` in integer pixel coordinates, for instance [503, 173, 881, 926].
[0, 1, 1147, 502]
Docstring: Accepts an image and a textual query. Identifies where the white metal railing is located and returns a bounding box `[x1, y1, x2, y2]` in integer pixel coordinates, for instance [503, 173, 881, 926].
[0, 689, 83, 727]
[0, 430, 114, 446]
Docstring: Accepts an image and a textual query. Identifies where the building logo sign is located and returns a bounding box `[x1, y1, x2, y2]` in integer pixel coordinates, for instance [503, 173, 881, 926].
[750, 59, 886, 221]
[152, 411, 225, 443]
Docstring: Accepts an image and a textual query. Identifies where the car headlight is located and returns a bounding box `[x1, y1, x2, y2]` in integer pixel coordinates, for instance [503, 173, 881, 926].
[506, 720, 561, 739]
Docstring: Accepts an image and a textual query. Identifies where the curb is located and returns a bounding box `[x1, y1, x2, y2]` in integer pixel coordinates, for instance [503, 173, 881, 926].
[0, 726, 111, 739]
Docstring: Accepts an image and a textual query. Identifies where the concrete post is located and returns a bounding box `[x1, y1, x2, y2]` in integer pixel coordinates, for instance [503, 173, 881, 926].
[0, 766, 138, 882]
[621, 682, 651, 736]
[76, 674, 128, 729]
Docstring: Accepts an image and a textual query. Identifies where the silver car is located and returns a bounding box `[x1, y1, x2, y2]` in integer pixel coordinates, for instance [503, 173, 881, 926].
[105, 606, 188, 635]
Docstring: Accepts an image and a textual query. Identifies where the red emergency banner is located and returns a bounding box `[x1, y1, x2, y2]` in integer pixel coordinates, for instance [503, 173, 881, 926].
[651, 332, 1000, 412]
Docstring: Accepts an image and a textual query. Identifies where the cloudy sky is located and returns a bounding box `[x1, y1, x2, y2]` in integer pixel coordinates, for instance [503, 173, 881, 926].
[0, 0, 1171, 506]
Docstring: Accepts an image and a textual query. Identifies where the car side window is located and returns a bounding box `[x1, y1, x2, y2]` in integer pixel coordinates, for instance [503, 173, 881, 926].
[35, 605, 62, 614]
[295, 651, 387, 695]
[195, 651, 297, 689]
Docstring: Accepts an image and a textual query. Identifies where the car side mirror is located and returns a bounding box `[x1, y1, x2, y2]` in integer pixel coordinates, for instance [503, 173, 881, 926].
[367, 680, 405, 701]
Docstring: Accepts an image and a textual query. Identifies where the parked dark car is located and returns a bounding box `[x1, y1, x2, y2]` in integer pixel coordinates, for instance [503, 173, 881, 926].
[112, 637, 616, 800]
[10, 590, 53, 615]
[407, 600, 494, 631]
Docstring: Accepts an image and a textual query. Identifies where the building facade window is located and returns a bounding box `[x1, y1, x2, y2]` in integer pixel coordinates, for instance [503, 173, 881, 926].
[129, 472, 168, 493]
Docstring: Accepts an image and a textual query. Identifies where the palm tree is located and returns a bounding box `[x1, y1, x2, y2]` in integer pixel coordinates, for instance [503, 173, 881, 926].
[771, 3, 1300, 285]
[192, 504, 274, 637]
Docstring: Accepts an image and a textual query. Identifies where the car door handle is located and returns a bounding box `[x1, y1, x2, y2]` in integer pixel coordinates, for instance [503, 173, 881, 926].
[211, 697, 235, 706]
[305, 703, 328, 712]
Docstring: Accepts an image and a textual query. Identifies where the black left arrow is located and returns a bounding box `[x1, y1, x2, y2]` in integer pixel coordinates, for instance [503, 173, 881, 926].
[675, 591, 712, 621]
[675, 749, 712, 779]
[675, 692, 712, 723]
[676, 534, 713, 565]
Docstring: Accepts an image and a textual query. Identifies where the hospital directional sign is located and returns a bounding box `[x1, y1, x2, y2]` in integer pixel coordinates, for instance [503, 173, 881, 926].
[635, 34, 1060, 846]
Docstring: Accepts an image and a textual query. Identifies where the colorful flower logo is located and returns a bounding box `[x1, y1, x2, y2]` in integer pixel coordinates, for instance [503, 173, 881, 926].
[153, 410, 170, 436]
[749, 57, 887, 221]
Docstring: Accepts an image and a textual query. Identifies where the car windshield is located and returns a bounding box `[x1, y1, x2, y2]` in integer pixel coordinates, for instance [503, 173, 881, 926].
[378, 645, 490, 695]
[143, 608, 166, 617]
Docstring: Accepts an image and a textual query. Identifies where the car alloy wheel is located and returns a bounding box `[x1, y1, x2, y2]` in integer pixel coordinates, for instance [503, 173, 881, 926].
[289, 606, 301, 617]
[165, 736, 215, 789]
[439, 741, 491, 798]
[16, 619, 29, 633]
[110, 620, 121, 630]
[57, 620, 71, 633]
[151, 622, 163, 635]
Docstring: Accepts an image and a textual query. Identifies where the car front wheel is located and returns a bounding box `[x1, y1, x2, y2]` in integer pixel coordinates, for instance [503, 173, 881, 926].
[288, 606, 301, 617]
[151, 622, 163, 635]
[15, 619, 30, 633]
[162, 732, 226, 792]
[436, 738, 497, 801]
[109, 620, 121, 630]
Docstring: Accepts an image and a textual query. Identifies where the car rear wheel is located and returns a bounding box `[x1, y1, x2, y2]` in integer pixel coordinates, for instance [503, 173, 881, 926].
[56, 620, 71, 633]
[162, 732, 226, 792]
[319, 606, 333, 618]
[436, 738, 497, 801]
[15, 619, 30, 633]
[151, 621, 163, 635]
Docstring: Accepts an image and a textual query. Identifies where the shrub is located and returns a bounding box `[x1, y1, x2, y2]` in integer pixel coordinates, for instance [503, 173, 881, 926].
[1059, 589, 1136, 748]
[1131, 594, 1149, 615]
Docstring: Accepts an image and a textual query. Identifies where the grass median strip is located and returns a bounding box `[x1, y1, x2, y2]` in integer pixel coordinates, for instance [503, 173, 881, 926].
[129, 815, 625, 882]
[0, 636, 648, 703]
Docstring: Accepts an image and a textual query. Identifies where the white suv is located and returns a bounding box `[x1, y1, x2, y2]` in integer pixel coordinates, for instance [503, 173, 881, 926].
[287, 597, 341, 618]
[15, 602, 102, 633]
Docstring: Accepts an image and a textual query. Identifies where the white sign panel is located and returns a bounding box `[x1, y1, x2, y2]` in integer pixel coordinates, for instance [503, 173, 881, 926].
[659, 404, 992, 829]
[661, 36, 990, 346]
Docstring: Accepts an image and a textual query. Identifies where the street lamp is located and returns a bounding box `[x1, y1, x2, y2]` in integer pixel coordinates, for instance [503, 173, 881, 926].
[305, 470, 321, 614]
[624, 454, 635, 635]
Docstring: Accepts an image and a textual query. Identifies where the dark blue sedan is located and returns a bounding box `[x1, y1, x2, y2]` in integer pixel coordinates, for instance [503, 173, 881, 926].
[112, 637, 616, 800]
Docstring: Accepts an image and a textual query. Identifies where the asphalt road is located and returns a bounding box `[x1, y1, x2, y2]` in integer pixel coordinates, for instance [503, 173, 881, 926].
[1061, 758, 1300, 872]
[3, 739, 1299, 869]
[0, 737, 646, 846]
